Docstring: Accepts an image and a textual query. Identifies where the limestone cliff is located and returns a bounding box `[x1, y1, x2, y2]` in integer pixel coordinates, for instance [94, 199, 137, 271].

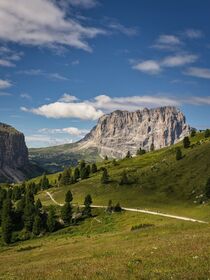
[78, 106, 190, 158]
[0, 122, 41, 182]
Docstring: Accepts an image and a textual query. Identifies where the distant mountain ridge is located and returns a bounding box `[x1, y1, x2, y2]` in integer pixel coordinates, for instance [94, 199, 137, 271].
[29, 106, 190, 172]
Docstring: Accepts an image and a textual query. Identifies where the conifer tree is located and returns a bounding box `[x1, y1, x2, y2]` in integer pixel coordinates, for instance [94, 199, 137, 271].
[60, 168, 71, 186]
[47, 206, 56, 232]
[204, 129, 210, 138]
[65, 190, 73, 203]
[32, 215, 42, 236]
[74, 167, 80, 182]
[61, 202, 72, 225]
[83, 194, 92, 217]
[176, 147, 182, 161]
[39, 173, 50, 190]
[126, 151, 132, 158]
[91, 163, 98, 173]
[1, 198, 13, 244]
[24, 191, 35, 231]
[101, 168, 109, 184]
[119, 170, 129, 185]
[183, 136, 190, 148]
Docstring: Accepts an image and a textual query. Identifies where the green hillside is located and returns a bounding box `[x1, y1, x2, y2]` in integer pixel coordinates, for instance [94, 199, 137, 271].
[35, 132, 210, 217]
[1, 132, 210, 280]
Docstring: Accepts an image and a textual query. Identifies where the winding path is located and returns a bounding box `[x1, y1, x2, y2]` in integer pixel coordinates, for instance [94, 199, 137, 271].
[45, 191, 208, 224]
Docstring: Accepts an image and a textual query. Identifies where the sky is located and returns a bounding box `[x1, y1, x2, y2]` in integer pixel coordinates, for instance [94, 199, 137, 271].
[0, 0, 210, 148]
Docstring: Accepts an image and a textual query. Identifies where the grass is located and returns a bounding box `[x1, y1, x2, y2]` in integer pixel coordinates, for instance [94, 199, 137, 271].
[0, 208, 209, 279]
[1, 133, 210, 279]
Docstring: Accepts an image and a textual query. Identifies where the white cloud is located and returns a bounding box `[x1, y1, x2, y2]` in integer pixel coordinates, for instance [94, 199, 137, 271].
[25, 134, 73, 147]
[132, 53, 198, 74]
[0, 59, 15, 67]
[65, 0, 98, 8]
[20, 93, 32, 99]
[58, 93, 78, 102]
[18, 69, 69, 81]
[0, 79, 12, 89]
[0, 92, 12, 96]
[132, 60, 161, 74]
[157, 35, 181, 45]
[39, 126, 89, 136]
[161, 54, 198, 67]
[21, 94, 181, 120]
[184, 29, 204, 39]
[0, 0, 105, 52]
[71, 59, 80, 65]
[184, 67, 210, 79]
[108, 22, 138, 36]
[0, 46, 23, 67]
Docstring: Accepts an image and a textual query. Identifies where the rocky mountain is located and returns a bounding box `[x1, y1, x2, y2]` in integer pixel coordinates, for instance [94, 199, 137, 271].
[0, 123, 42, 183]
[77, 106, 190, 158]
[29, 106, 190, 171]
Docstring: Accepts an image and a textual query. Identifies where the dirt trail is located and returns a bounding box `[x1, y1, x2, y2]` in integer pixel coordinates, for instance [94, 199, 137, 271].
[45, 191, 208, 224]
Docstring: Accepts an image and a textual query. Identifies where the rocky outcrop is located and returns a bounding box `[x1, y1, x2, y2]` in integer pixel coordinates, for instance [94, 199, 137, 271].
[78, 106, 190, 158]
[0, 122, 41, 183]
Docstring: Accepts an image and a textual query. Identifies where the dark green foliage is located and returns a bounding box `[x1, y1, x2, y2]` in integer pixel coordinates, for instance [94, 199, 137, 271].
[12, 186, 22, 201]
[74, 167, 80, 182]
[35, 199, 42, 212]
[126, 151, 132, 158]
[47, 207, 56, 232]
[191, 129, 196, 137]
[39, 173, 50, 190]
[91, 163, 98, 173]
[60, 168, 71, 186]
[204, 129, 210, 138]
[80, 166, 90, 180]
[136, 148, 146, 156]
[106, 200, 113, 213]
[24, 201, 35, 232]
[65, 190, 73, 203]
[61, 202, 72, 225]
[104, 155, 108, 161]
[83, 194, 92, 217]
[150, 143, 155, 151]
[32, 215, 42, 236]
[205, 178, 210, 199]
[119, 170, 129, 185]
[101, 168, 110, 184]
[1, 198, 13, 244]
[80, 160, 86, 170]
[176, 148, 182, 161]
[183, 136, 190, 149]
[114, 202, 122, 212]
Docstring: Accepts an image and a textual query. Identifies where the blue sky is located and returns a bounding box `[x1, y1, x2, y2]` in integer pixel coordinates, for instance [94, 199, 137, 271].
[0, 0, 210, 147]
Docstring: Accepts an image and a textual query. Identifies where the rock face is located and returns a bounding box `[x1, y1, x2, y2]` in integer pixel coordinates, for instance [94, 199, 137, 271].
[78, 106, 190, 158]
[0, 122, 29, 182]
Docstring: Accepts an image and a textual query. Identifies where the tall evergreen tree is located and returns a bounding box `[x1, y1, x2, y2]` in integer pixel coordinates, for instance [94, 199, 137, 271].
[47, 206, 56, 232]
[205, 178, 210, 199]
[91, 163, 98, 173]
[83, 194, 92, 217]
[204, 129, 210, 138]
[61, 202, 72, 225]
[183, 136, 190, 149]
[101, 168, 109, 184]
[65, 190, 73, 203]
[39, 173, 50, 190]
[176, 147, 182, 161]
[150, 143, 155, 151]
[190, 129, 196, 137]
[60, 168, 71, 186]
[119, 170, 129, 185]
[74, 167, 80, 182]
[1, 198, 13, 244]
[24, 191, 35, 231]
[32, 215, 42, 236]
[126, 151, 132, 158]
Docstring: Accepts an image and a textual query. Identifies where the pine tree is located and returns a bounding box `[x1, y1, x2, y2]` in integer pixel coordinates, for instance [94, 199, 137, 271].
[47, 206, 56, 232]
[74, 167, 80, 182]
[91, 163, 98, 173]
[114, 202, 122, 212]
[35, 199, 42, 211]
[61, 202, 72, 225]
[104, 155, 108, 161]
[1, 198, 13, 244]
[119, 170, 129, 185]
[183, 136, 190, 148]
[39, 173, 50, 190]
[83, 194, 92, 217]
[191, 129, 196, 137]
[204, 129, 210, 138]
[205, 178, 210, 199]
[80, 166, 90, 180]
[126, 151, 132, 158]
[60, 168, 71, 186]
[150, 143, 155, 151]
[136, 148, 146, 156]
[24, 191, 35, 231]
[32, 215, 42, 236]
[101, 168, 109, 184]
[176, 147, 182, 161]
[65, 190, 73, 203]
